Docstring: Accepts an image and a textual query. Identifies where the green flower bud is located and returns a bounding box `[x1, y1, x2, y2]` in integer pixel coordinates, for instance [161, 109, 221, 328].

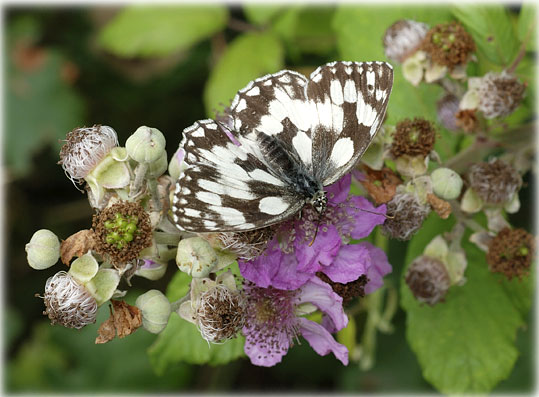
[176, 237, 218, 278]
[135, 260, 167, 281]
[147, 152, 168, 178]
[395, 154, 429, 177]
[431, 167, 463, 200]
[126, 126, 166, 163]
[135, 290, 171, 334]
[26, 229, 60, 270]
[402, 51, 427, 86]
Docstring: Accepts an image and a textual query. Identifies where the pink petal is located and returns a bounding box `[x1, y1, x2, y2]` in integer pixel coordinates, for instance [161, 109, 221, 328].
[347, 196, 386, 239]
[321, 243, 371, 284]
[325, 173, 351, 204]
[359, 242, 392, 294]
[296, 277, 348, 331]
[297, 317, 349, 365]
[243, 325, 291, 367]
[295, 224, 341, 273]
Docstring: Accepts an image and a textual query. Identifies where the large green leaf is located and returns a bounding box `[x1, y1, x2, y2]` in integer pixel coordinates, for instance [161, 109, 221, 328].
[6, 17, 85, 177]
[243, 4, 285, 26]
[333, 5, 453, 61]
[401, 215, 532, 393]
[203, 31, 284, 116]
[99, 6, 228, 58]
[272, 6, 336, 57]
[451, 5, 520, 67]
[517, 4, 536, 52]
[148, 313, 245, 374]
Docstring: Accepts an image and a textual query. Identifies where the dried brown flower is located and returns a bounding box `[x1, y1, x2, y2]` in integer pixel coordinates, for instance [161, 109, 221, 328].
[391, 118, 436, 158]
[405, 256, 451, 305]
[468, 159, 521, 204]
[421, 22, 475, 69]
[486, 228, 535, 280]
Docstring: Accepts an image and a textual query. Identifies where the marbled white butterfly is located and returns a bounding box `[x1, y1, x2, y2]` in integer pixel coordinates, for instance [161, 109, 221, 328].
[172, 61, 393, 232]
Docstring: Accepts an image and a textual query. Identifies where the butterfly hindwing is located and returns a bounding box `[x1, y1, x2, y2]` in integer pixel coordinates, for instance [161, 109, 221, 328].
[172, 120, 304, 232]
[307, 61, 393, 185]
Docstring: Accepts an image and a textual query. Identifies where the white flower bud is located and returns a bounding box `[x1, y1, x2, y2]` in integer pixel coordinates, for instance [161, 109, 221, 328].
[126, 126, 166, 163]
[26, 229, 60, 270]
[147, 152, 168, 178]
[431, 167, 463, 200]
[135, 289, 171, 334]
[168, 147, 187, 181]
[176, 237, 218, 278]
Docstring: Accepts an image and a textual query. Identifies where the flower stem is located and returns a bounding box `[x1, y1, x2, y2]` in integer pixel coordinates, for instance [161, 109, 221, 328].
[153, 231, 181, 246]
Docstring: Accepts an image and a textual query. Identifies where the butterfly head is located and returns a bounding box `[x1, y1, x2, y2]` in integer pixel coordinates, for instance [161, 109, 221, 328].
[309, 190, 328, 215]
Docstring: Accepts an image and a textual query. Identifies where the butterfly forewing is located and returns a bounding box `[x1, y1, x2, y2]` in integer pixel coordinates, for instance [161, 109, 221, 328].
[172, 120, 304, 232]
[307, 61, 393, 185]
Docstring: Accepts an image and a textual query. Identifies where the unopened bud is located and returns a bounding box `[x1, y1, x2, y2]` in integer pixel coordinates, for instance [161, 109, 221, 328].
[135, 289, 171, 334]
[431, 167, 463, 200]
[126, 126, 166, 163]
[26, 229, 60, 270]
[176, 237, 218, 277]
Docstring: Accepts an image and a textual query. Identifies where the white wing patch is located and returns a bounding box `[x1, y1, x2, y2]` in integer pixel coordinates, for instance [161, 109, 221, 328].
[259, 197, 290, 215]
[329, 137, 354, 168]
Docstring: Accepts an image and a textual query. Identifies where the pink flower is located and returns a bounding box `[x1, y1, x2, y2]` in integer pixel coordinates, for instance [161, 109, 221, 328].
[242, 277, 349, 367]
[239, 174, 391, 292]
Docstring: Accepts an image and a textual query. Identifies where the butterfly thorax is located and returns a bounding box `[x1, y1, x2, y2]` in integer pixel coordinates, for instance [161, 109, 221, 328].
[309, 190, 328, 215]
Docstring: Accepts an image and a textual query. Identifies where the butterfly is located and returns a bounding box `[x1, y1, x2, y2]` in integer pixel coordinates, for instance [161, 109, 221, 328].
[172, 61, 393, 233]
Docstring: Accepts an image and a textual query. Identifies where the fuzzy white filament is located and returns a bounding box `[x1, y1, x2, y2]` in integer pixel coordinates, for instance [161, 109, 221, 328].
[59, 125, 118, 184]
[43, 271, 98, 329]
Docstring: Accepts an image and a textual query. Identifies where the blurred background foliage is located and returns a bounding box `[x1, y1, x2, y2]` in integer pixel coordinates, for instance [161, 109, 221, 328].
[4, 4, 534, 394]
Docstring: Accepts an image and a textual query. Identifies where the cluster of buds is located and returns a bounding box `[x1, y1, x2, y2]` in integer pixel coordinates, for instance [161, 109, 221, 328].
[384, 20, 475, 86]
[27, 124, 181, 335]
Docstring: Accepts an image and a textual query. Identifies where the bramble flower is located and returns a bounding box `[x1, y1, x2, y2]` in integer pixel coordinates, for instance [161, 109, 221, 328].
[486, 227, 535, 280]
[40, 253, 120, 329]
[477, 72, 526, 119]
[420, 21, 475, 72]
[382, 192, 430, 241]
[180, 272, 245, 343]
[405, 256, 451, 306]
[460, 71, 526, 119]
[383, 19, 429, 63]
[42, 271, 98, 329]
[242, 276, 348, 367]
[59, 125, 119, 183]
[462, 159, 522, 214]
[239, 174, 391, 292]
[93, 200, 153, 266]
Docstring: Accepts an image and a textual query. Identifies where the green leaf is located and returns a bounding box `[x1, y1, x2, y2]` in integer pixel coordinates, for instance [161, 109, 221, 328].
[166, 270, 191, 302]
[333, 5, 453, 61]
[203, 32, 284, 116]
[272, 7, 336, 56]
[99, 6, 228, 58]
[148, 313, 245, 374]
[451, 5, 520, 66]
[401, 215, 532, 393]
[6, 18, 85, 177]
[243, 4, 284, 26]
[516, 4, 536, 52]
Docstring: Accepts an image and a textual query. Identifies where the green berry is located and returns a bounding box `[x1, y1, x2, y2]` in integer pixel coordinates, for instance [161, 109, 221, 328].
[126, 223, 137, 234]
[109, 231, 121, 241]
[104, 220, 115, 229]
[118, 219, 128, 229]
[129, 215, 138, 224]
[124, 233, 134, 242]
[106, 235, 116, 245]
[518, 246, 529, 256]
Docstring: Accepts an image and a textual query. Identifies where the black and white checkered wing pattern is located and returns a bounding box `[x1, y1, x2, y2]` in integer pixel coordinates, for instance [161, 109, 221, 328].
[172, 120, 304, 232]
[307, 61, 393, 185]
[228, 70, 315, 172]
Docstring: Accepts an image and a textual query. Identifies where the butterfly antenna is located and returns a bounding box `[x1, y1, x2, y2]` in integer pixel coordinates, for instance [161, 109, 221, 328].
[337, 203, 394, 219]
